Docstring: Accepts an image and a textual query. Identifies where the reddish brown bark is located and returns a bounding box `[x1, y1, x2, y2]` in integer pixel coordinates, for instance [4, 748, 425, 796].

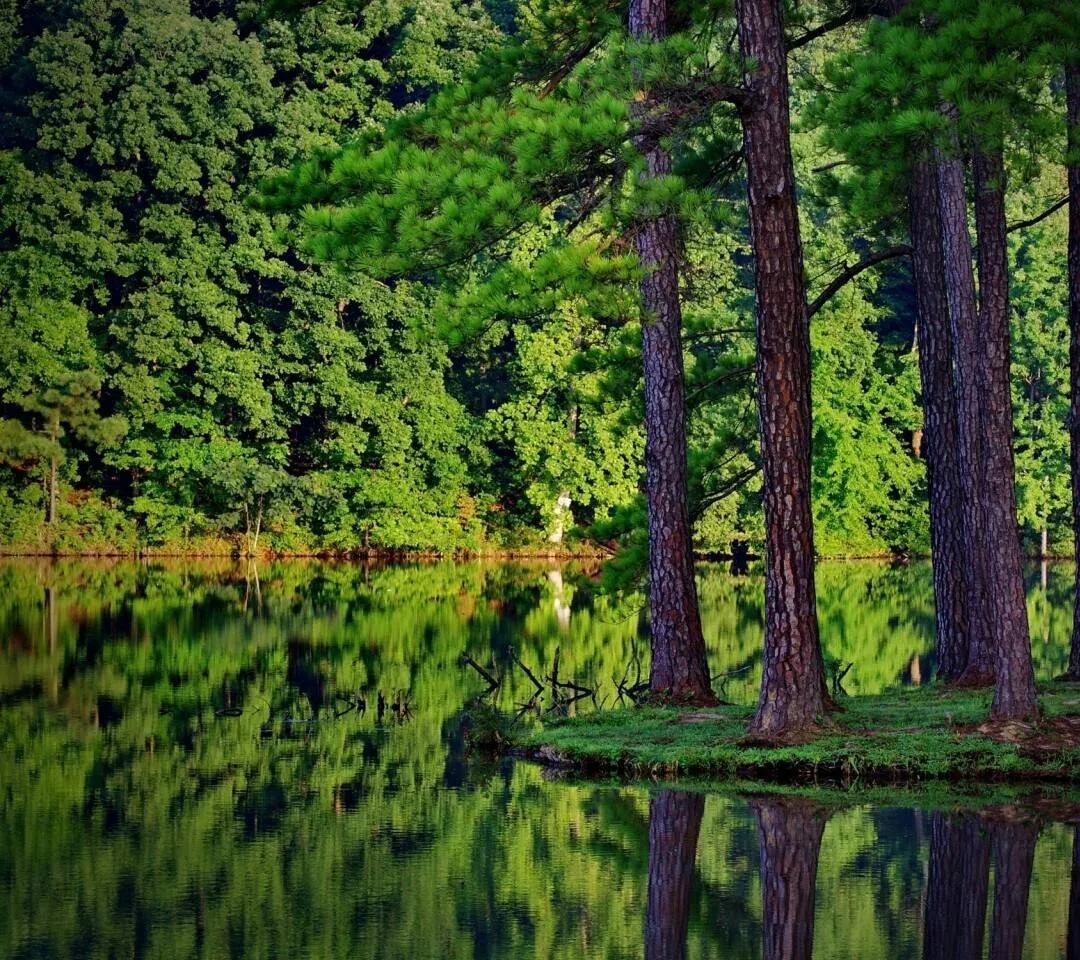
[987, 819, 1038, 960]
[751, 798, 826, 960]
[736, 0, 826, 739]
[629, 0, 715, 705]
[909, 157, 969, 681]
[645, 790, 704, 960]
[1067, 65, 1080, 681]
[922, 812, 991, 960]
[934, 118, 995, 686]
[971, 150, 1036, 720]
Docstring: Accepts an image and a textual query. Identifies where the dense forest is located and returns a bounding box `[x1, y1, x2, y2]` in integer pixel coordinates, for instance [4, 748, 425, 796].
[0, 0, 1070, 560]
[3, 0, 1080, 734]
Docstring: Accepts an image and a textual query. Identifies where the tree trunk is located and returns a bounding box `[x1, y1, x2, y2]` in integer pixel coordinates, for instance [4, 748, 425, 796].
[736, 0, 826, 738]
[922, 812, 991, 960]
[909, 157, 969, 681]
[987, 818, 1038, 960]
[934, 118, 995, 686]
[629, 0, 715, 705]
[251, 498, 264, 558]
[48, 455, 57, 526]
[548, 491, 572, 544]
[46, 411, 59, 527]
[972, 150, 1036, 720]
[751, 798, 826, 960]
[1066, 64, 1080, 681]
[1068, 824, 1080, 960]
[645, 790, 704, 960]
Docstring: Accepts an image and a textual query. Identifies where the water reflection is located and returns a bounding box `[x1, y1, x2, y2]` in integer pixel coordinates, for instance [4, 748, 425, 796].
[1071, 826, 1080, 960]
[752, 798, 826, 960]
[644, 794, 1072, 960]
[2, 558, 1080, 959]
[646, 791, 704, 960]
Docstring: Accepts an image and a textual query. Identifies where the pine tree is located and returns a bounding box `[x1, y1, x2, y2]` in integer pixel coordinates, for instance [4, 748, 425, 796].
[737, 0, 828, 738]
[629, 0, 715, 704]
[263, 2, 752, 703]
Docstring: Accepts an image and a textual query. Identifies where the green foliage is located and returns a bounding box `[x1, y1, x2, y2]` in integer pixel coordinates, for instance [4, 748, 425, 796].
[0, 0, 1074, 561]
[0, 0, 504, 551]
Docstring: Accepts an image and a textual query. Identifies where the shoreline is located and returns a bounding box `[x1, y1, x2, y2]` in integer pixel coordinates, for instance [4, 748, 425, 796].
[512, 685, 1080, 788]
[8, 547, 1071, 563]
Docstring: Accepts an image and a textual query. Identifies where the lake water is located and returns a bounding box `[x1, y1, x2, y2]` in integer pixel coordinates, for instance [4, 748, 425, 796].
[1, 558, 1077, 959]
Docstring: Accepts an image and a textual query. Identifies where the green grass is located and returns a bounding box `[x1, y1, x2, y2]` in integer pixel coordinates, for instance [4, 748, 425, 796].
[518, 683, 1080, 785]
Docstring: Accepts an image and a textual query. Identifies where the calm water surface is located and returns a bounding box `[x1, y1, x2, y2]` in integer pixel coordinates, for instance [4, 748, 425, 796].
[1, 558, 1077, 959]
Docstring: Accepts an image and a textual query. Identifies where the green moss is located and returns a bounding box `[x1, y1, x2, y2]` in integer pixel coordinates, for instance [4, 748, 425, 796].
[520, 683, 1080, 785]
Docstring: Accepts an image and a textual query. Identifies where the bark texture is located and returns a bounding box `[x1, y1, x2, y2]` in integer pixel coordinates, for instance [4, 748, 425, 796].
[922, 813, 991, 960]
[1067, 65, 1080, 681]
[751, 798, 826, 960]
[645, 790, 704, 960]
[972, 150, 1036, 719]
[987, 819, 1038, 960]
[629, 0, 714, 704]
[909, 157, 969, 681]
[736, 0, 826, 739]
[934, 121, 995, 686]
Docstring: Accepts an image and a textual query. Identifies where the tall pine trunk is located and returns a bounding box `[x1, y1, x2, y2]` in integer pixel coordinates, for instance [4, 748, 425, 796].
[736, 0, 826, 738]
[751, 798, 826, 960]
[645, 790, 704, 960]
[934, 119, 996, 685]
[629, 0, 714, 705]
[1066, 64, 1080, 680]
[910, 157, 969, 680]
[971, 150, 1036, 720]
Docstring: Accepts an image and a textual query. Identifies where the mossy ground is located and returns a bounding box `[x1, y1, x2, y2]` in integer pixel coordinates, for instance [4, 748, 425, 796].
[519, 683, 1080, 786]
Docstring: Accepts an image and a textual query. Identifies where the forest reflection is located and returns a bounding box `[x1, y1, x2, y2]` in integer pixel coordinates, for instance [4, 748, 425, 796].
[646, 790, 1079, 960]
[2, 558, 1080, 959]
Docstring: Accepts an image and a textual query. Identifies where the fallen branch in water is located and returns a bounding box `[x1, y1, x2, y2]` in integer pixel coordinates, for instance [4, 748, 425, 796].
[510, 646, 544, 693]
[460, 652, 500, 691]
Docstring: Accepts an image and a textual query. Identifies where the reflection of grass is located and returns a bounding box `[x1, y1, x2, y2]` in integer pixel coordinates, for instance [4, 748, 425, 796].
[521, 683, 1080, 785]
[540, 772, 1080, 815]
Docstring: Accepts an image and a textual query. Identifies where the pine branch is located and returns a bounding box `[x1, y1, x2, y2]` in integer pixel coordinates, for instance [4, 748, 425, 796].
[537, 40, 604, 99]
[694, 464, 760, 517]
[786, 8, 863, 51]
[786, 0, 905, 51]
[804, 196, 1068, 320]
[684, 326, 755, 343]
[806, 243, 913, 319]
[685, 364, 754, 404]
[1005, 196, 1067, 234]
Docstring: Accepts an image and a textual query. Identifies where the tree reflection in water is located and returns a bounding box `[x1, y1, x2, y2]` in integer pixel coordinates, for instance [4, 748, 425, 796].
[987, 816, 1038, 960]
[751, 798, 827, 960]
[645, 791, 705, 960]
[3, 559, 1080, 960]
[642, 796, 1062, 960]
[644, 793, 829, 960]
[923, 813, 991, 960]
[1069, 824, 1080, 960]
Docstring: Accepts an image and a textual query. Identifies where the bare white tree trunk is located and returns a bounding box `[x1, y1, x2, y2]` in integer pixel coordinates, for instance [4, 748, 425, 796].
[548, 491, 572, 545]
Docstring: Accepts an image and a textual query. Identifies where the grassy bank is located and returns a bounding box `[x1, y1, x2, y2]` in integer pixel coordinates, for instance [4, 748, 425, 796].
[518, 684, 1080, 785]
